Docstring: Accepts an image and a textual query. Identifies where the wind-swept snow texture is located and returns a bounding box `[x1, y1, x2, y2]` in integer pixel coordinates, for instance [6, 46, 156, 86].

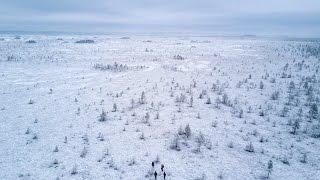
[0, 35, 319, 180]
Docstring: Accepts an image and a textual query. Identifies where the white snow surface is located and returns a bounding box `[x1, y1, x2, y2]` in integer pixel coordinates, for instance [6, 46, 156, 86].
[0, 35, 319, 180]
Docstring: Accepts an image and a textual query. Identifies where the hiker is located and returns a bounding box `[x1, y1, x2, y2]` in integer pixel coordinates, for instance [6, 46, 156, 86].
[149, 162, 155, 176]
[163, 171, 166, 180]
[161, 164, 164, 172]
[154, 171, 158, 179]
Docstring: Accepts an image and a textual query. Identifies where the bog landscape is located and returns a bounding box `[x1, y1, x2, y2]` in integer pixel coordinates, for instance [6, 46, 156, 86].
[0, 35, 319, 179]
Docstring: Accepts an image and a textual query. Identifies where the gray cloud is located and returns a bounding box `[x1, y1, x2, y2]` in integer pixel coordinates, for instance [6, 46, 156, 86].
[0, 0, 319, 37]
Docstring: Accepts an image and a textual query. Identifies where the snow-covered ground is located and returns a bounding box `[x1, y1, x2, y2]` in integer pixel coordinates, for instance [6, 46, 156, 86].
[0, 35, 319, 180]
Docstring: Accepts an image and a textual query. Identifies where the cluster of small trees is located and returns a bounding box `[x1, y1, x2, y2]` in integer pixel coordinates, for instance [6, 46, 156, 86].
[170, 124, 192, 151]
[6, 55, 20, 62]
[25, 40, 36, 44]
[173, 55, 185, 60]
[75, 39, 94, 44]
[93, 62, 129, 72]
[94, 62, 147, 72]
[170, 124, 213, 153]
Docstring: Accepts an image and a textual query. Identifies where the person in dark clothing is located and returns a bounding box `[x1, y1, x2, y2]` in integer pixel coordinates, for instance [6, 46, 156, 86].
[152, 162, 155, 168]
[154, 171, 157, 179]
[161, 164, 164, 172]
[163, 171, 166, 180]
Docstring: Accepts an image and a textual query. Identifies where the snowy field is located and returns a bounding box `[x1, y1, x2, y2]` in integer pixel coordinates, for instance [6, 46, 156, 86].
[0, 35, 319, 180]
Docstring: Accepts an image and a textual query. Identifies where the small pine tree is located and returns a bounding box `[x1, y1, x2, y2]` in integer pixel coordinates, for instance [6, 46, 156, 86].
[300, 153, 307, 163]
[80, 147, 87, 158]
[53, 159, 59, 165]
[245, 142, 254, 152]
[288, 81, 295, 93]
[139, 132, 145, 140]
[98, 110, 107, 122]
[190, 96, 193, 107]
[271, 91, 279, 100]
[212, 121, 218, 128]
[70, 165, 78, 175]
[199, 92, 204, 99]
[32, 133, 38, 140]
[214, 97, 221, 109]
[195, 132, 205, 152]
[145, 112, 150, 122]
[259, 81, 264, 89]
[310, 123, 320, 138]
[112, 103, 117, 112]
[53, 145, 59, 152]
[238, 109, 244, 118]
[267, 160, 273, 178]
[217, 171, 223, 179]
[140, 91, 146, 104]
[309, 103, 318, 120]
[247, 106, 252, 113]
[98, 132, 105, 141]
[155, 112, 160, 119]
[25, 128, 30, 134]
[178, 126, 184, 135]
[170, 134, 180, 151]
[280, 106, 289, 117]
[228, 141, 234, 148]
[291, 118, 300, 135]
[222, 94, 229, 105]
[197, 112, 201, 119]
[206, 97, 211, 104]
[185, 124, 191, 138]
[130, 98, 135, 109]
[28, 99, 34, 104]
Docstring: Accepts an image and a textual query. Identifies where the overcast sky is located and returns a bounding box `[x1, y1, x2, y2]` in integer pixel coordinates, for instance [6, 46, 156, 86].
[1, 0, 320, 37]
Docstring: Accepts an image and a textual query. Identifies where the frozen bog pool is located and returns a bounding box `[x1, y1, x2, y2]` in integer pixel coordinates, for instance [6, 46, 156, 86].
[0, 35, 319, 180]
